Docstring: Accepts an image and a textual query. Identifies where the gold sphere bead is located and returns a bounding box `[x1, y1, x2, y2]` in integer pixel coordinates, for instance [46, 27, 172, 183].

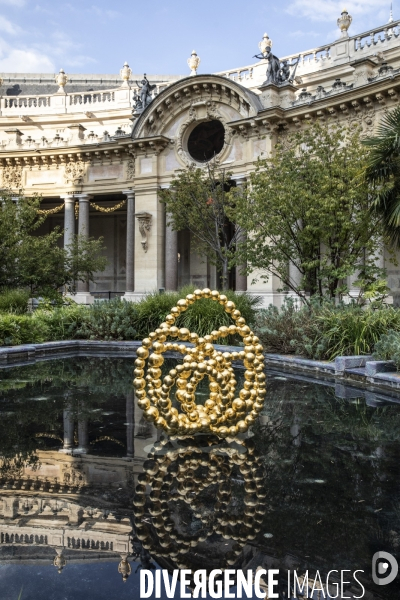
[202, 288, 211, 298]
[237, 420, 248, 433]
[142, 338, 152, 348]
[228, 426, 238, 437]
[236, 317, 246, 325]
[134, 368, 144, 378]
[219, 294, 228, 304]
[171, 307, 180, 316]
[135, 358, 145, 369]
[137, 398, 150, 410]
[133, 377, 146, 390]
[165, 314, 175, 324]
[211, 290, 220, 300]
[225, 300, 235, 312]
[186, 293, 195, 304]
[144, 406, 159, 422]
[169, 326, 179, 337]
[218, 426, 229, 438]
[148, 353, 164, 368]
[232, 309, 241, 319]
[232, 398, 246, 412]
[136, 389, 146, 400]
[136, 347, 149, 359]
[178, 328, 190, 341]
[177, 299, 188, 311]
[152, 341, 165, 353]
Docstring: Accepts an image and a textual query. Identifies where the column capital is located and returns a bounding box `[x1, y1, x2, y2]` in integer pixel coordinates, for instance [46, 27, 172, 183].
[75, 193, 93, 202]
[122, 189, 135, 199]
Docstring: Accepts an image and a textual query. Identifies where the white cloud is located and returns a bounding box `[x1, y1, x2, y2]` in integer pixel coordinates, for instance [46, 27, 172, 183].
[0, 15, 22, 35]
[0, 47, 54, 71]
[286, 0, 392, 23]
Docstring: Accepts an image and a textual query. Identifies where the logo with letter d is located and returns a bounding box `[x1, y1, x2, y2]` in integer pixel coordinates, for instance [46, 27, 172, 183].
[372, 552, 398, 586]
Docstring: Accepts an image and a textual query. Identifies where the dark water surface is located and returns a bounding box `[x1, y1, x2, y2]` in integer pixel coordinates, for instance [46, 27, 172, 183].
[0, 356, 399, 600]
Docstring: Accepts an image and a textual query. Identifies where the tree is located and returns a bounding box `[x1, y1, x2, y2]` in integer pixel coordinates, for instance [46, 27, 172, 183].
[159, 164, 240, 290]
[0, 191, 107, 297]
[364, 106, 400, 246]
[234, 122, 386, 303]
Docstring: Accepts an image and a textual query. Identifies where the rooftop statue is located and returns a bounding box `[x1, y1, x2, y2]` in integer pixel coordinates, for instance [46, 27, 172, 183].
[254, 33, 300, 85]
[133, 74, 156, 113]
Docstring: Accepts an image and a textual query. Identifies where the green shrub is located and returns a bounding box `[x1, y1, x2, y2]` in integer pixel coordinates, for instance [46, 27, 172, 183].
[254, 299, 400, 360]
[315, 304, 400, 359]
[36, 304, 87, 341]
[373, 330, 400, 370]
[176, 288, 262, 344]
[74, 298, 138, 341]
[133, 291, 181, 337]
[0, 313, 49, 346]
[0, 289, 30, 314]
[254, 298, 327, 357]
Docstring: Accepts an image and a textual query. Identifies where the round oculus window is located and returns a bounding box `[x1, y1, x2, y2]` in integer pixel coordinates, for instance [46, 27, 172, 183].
[187, 120, 225, 162]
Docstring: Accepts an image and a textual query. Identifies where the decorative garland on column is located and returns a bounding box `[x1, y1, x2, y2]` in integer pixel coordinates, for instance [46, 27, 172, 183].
[89, 199, 126, 213]
[37, 203, 65, 216]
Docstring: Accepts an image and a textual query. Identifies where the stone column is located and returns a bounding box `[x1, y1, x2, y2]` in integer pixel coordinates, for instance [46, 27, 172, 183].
[123, 190, 136, 301]
[126, 391, 135, 458]
[74, 194, 94, 304]
[61, 195, 75, 250]
[60, 407, 74, 454]
[165, 218, 178, 291]
[75, 417, 89, 454]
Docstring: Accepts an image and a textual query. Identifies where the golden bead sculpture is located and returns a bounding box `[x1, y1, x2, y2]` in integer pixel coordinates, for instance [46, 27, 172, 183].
[133, 288, 266, 437]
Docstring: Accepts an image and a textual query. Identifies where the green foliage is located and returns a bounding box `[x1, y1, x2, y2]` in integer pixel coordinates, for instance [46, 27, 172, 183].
[364, 106, 400, 246]
[0, 289, 30, 314]
[159, 164, 240, 289]
[0, 313, 49, 346]
[315, 304, 400, 359]
[374, 330, 400, 370]
[133, 290, 182, 337]
[234, 122, 386, 303]
[74, 298, 138, 341]
[254, 300, 400, 360]
[0, 190, 107, 297]
[176, 288, 262, 344]
[254, 298, 325, 357]
[35, 304, 87, 341]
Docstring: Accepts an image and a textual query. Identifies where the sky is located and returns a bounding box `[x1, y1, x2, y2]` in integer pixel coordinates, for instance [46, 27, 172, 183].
[0, 0, 396, 76]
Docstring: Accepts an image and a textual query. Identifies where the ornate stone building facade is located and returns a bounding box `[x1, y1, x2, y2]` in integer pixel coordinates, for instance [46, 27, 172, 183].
[1, 11, 400, 305]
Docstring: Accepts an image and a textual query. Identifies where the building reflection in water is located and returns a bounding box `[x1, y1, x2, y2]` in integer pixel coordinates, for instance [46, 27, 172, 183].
[0, 390, 158, 582]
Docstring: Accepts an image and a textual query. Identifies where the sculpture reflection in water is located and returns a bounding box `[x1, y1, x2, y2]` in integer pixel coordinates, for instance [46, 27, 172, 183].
[133, 436, 267, 589]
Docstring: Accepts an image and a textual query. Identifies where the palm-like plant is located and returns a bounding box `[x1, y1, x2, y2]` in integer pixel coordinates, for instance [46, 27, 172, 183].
[365, 106, 400, 246]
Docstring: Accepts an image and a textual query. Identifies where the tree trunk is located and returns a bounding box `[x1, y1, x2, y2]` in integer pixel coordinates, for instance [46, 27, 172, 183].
[221, 259, 229, 290]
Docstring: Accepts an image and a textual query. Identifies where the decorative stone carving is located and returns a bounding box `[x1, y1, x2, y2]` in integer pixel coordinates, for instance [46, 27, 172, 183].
[55, 68, 68, 93]
[2, 165, 23, 189]
[64, 160, 85, 185]
[120, 62, 132, 87]
[187, 50, 200, 76]
[127, 158, 135, 180]
[337, 9, 352, 38]
[135, 212, 152, 252]
[176, 101, 233, 167]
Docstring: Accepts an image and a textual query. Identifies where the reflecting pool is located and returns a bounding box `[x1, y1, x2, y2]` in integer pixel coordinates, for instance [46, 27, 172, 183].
[0, 357, 399, 599]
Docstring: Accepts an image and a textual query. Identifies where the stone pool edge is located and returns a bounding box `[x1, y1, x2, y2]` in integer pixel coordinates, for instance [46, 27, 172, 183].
[1, 340, 400, 398]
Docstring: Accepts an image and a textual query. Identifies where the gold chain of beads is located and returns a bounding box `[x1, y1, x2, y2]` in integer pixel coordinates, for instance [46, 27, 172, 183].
[133, 288, 266, 438]
[133, 438, 266, 573]
[37, 203, 65, 215]
[89, 199, 126, 213]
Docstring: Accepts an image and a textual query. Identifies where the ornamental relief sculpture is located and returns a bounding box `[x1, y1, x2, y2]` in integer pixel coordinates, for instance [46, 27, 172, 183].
[127, 157, 135, 180]
[64, 160, 85, 185]
[2, 165, 23, 190]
